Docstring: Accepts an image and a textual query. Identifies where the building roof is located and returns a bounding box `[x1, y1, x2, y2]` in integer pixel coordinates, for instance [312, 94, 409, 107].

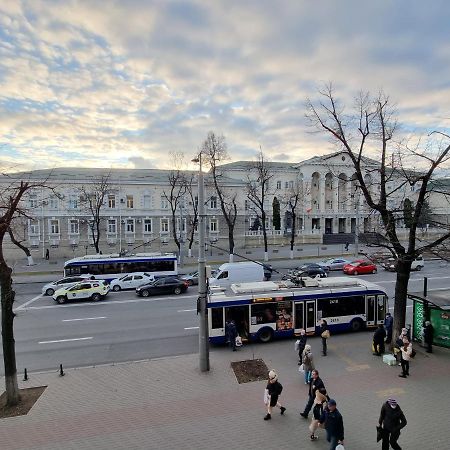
[218, 161, 299, 171]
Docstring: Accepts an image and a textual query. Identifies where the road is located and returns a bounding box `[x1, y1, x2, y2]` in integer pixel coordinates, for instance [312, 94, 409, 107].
[2, 260, 450, 376]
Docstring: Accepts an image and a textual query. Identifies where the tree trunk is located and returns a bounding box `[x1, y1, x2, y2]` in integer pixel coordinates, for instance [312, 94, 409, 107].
[0, 259, 20, 406]
[261, 211, 268, 256]
[27, 255, 34, 266]
[392, 260, 412, 347]
[228, 227, 235, 260]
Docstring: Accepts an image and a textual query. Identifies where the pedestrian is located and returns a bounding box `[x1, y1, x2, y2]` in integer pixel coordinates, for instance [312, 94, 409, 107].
[263, 370, 286, 420]
[344, 242, 349, 251]
[384, 313, 393, 344]
[398, 338, 413, 378]
[300, 369, 325, 419]
[296, 328, 307, 364]
[45, 248, 50, 260]
[225, 319, 238, 351]
[320, 319, 330, 356]
[319, 399, 345, 450]
[393, 328, 408, 364]
[423, 320, 434, 353]
[302, 344, 314, 385]
[309, 388, 327, 441]
[378, 398, 407, 450]
[373, 324, 387, 356]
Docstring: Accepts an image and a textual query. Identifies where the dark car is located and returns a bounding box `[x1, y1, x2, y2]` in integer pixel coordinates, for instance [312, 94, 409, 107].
[297, 267, 328, 278]
[135, 277, 189, 297]
[289, 263, 328, 275]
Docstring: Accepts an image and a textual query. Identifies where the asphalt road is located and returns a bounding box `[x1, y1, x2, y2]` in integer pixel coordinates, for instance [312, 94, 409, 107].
[2, 260, 450, 376]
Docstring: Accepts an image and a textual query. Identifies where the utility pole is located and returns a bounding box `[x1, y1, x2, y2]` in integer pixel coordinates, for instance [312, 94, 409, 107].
[192, 153, 210, 372]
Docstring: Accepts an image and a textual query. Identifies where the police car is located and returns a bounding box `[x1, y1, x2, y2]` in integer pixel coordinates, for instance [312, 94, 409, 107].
[52, 280, 110, 304]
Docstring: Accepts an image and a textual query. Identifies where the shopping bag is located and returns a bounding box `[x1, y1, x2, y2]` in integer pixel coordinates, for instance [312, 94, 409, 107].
[335, 444, 345, 450]
[298, 364, 305, 373]
[263, 389, 270, 405]
[295, 340, 300, 351]
[235, 336, 243, 347]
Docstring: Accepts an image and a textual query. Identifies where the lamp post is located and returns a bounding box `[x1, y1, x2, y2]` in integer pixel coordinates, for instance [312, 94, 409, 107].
[352, 186, 360, 258]
[192, 153, 210, 372]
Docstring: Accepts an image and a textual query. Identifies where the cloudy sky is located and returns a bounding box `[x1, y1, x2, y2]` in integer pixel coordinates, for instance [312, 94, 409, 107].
[1, 0, 450, 172]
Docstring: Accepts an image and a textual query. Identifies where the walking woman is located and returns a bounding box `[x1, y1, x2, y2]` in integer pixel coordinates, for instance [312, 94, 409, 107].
[309, 388, 327, 441]
[263, 370, 286, 420]
[297, 329, 307, 364]
[302, 344, 314, 385]
[399, 338, 413, 378]
[320, 319, 330, 356]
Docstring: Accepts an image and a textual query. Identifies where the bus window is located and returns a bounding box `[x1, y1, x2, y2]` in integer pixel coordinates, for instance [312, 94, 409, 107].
[211, 308, 224, 329]
[377, 295, 386, 322]
[317, 296, 365, 318]
[251, 303, 276, 324]
[294, 303, 304, 329]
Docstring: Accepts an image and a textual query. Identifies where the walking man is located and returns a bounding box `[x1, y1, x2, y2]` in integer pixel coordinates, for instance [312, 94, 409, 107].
[319, 399, 344, 450]
[320, 319, 330, 356]
[45, 248, 50, 260]
[423, 320, 434, 353]
[378, 398, 407, 450]
[300, 369, 325, 419]
[384, 313, 393, 344]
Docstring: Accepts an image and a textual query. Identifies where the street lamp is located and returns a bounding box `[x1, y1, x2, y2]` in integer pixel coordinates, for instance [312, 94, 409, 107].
[191, 153, 210, 372]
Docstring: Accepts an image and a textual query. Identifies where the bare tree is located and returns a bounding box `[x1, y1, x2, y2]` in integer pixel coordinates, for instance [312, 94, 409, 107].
[0, 173, 54, 406]
[184, 173, 199, 258]
[163, 152, 187, 257]
[246, 148, 274, 261]
[78, 173, 111, 254]
[306, 84, 450, 342]
[7, 222, 34, 266]
[202, 132, 238, 262]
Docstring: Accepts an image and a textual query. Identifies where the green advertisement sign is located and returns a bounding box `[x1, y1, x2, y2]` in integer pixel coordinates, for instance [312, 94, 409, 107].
[430, 308, 450, 349]
[413, 301, 424, 342]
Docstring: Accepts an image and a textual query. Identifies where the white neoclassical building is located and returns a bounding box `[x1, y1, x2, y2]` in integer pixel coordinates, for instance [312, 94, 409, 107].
[1, 151, 438, 260]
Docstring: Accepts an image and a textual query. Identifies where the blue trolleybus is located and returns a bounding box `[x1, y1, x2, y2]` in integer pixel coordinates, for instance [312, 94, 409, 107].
[207, 277, 388, 344]
[64, 253, 178, 282]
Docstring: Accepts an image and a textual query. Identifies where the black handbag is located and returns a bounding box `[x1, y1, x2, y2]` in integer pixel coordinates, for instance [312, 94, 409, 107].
[377, 426, 383, 442]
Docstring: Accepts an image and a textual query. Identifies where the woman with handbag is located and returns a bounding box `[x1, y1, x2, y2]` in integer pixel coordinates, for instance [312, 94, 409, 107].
[263, 370, 286, 420]
[302, 344, 315, 385]
[320, 319, 330, 356]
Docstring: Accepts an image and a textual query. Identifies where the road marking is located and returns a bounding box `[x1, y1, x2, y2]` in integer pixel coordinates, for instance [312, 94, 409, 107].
[38, 337, 93, 344]
[62, 317, 106, 322]
[15, 294, 43, 311]
[178, 309, 196, 312]
[184, 326, 199, 330]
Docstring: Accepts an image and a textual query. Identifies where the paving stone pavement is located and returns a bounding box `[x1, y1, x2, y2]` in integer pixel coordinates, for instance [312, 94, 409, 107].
[1, 332, 449, 450]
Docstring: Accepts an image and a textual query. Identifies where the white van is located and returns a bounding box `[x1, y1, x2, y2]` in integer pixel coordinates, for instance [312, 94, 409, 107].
[209, 262, 265, 287]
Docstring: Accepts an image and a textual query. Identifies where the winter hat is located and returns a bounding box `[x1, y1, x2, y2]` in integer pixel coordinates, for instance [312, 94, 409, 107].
[268, 370, 278, 381]
[388, 398, 397, 408]
[328, 399, 337, 406]
[304, 344, 311, 352]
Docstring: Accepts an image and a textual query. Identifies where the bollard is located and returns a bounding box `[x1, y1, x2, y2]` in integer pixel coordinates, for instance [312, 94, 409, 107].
[23, 368, 28, 381]
[59, 364, 65, 377]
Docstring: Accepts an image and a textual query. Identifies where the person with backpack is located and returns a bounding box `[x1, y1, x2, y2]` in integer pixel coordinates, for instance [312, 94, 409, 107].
[263, 370, 286, 420]
[378, 398, 407, 450]
[319, 399, 344, 450]
[296, 329, 307, 364]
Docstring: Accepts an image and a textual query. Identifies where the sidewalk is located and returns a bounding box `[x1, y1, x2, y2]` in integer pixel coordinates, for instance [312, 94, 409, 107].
[1, 333, 449, 450]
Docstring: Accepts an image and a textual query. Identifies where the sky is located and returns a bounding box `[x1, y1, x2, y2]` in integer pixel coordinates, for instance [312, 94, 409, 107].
[1, 0, 450, 172]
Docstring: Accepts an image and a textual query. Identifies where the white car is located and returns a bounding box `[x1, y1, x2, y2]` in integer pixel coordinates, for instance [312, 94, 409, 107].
[52, 280, 109, 304]
[109, 273, 155, 292]
[42, 275, 93, 296]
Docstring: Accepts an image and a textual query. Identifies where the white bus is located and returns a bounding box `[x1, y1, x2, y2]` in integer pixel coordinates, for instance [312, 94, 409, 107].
[207, 277, 388, 344]
[64, 253, 178, 282]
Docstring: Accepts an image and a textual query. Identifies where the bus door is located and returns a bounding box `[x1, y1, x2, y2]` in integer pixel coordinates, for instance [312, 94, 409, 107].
[376, 295, 387, 324]
[225, 306, 250, 339]
[209, 307, 225, 340]
[366, 295, 376, 326]
[294, 302, 305, 333]
[305, 300, 316, 333]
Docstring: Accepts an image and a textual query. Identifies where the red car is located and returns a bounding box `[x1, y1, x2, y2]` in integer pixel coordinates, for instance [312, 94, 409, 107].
[343, 260, 377, 275]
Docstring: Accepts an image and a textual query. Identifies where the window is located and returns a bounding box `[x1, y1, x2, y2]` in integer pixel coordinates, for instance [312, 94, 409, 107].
[143, 194, 151, 209]
[161, 218, 169, 233]
[68, 195, 78, 209]
[217, 271, 228, 280]
[108, 219, 117, 234]
[176, 218, 186, 232]
[69, 219, 79, 234]
[210, 196, 217, 209]
[126, 195, 134, 209]
[276, 181, 281, 190]
[49, 219, 59, 234]
[108, 195, 116, 209]
[209, 218, 218, 232]
[49, 196, 59, 209]
[161, 196, 169, 209]
[251, 303, 277, 324]
[211, 308, 224, 329]
[29, 220, 39, 235]
[245, 199, 249, 210]
[317, 296, 365, 318]
[285, 181, 289, 189]
[126, 219, 135, 233]
[288, 180, 294, 189]
[29, 194, 38, 208]
[144, 218, 152, 233]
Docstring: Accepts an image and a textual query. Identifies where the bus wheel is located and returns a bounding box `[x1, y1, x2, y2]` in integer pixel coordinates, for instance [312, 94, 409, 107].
[112, 285, 121, 292]
[350, 319, 364, 332]
[46, 288, 55, 296]
[258, 328, 274, 343]
[56, 296, 66, 304]
[91, 293, 101, 302]
[174, 287, 182, 295]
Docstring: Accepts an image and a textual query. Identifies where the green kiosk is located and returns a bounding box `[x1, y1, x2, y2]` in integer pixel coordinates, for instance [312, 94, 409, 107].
[407, 287, 450, 348]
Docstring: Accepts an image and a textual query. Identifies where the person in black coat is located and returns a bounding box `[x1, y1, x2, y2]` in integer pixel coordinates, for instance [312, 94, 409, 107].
[320, 319, 329, 356]
[423, 321, 434, 353]
[263, 370, 286, 420]
[297, 329, 307, 364]
[373, 324, 387, 356]
[225, 319, 238, 351]
[319, 399, 344, 449]
[384, 313, 393, 344]
[379, 398, 407, 450]
[300, 369, 325, 419]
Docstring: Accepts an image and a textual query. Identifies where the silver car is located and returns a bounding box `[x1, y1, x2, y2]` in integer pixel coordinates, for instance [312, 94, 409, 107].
[318, 258, 351, 271]
[41, 275, 93, 296]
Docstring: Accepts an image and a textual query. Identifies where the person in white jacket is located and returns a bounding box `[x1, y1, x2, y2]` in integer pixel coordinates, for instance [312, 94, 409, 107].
[399, 338, 413, 378]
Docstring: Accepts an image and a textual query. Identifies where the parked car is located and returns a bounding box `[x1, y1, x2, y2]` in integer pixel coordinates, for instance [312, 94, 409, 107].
[318, 258, 351, 271]
[382, 255, 425, 272]
[289, 263, 328, 275]
[109, 272, 155, 291]
[284, 266, 328, 279]
[52, 280, 109, 304]
[181, 271, 199, 286]
[343, 260, 377, 275]
[136, 277, 189, 297]
[42, 275, 94, 296]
